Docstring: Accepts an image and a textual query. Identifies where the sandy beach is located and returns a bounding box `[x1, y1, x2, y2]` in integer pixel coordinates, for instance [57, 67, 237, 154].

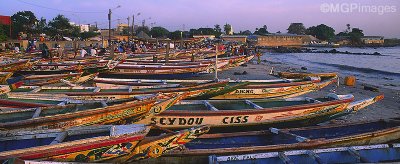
[192, 56, 400, 123]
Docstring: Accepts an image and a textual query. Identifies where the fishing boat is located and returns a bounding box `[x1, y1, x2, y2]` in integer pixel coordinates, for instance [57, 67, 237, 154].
[0, 124, 150, 162]
[0, 93, 184, 131]
[123, 55, 254, 72]
[210, 143, 400, 164]
[0, 125, 210, 162]
[0, 82, 23, 95]
[278, 72, 338, 79]
[142, 94, 383, 131]
[0, 72, 13, 84]
[161, 119, 400, 161]
[0, 59, 32, 72]
[4, 72, 83, 86]
[6, 80, 231, 101]
[18, 59, 118, 74]
[105, 62, 213, 79]
[93, 76, 337, 99]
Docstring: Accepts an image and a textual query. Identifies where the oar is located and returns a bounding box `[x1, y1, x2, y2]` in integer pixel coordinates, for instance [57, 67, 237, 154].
[270, 127, 310, 142]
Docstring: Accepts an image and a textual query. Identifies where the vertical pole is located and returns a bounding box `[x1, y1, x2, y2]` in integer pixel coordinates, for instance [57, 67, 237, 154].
[108, 9, 111, 48]
[127, 17, 130, 41]
[166, 41, 170, 63]
[215, 43, 218, 80]
[132, 14, 135, 40]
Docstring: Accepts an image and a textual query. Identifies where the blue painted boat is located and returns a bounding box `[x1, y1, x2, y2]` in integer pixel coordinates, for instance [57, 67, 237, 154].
[161, 119, 400, 160]
[211, 143, 400, 164]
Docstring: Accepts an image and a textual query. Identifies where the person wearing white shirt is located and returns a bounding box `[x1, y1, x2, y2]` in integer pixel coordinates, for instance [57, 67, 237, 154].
[80, 48, 88, 58]
[90, 48, 97, 56]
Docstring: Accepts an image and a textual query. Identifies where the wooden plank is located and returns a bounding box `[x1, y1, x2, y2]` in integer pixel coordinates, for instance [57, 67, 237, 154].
[128, 86, 133, 93]
[347, 147, 369, 163]
[306, 150, 323, 164]
[49, 131, 68, 145]
[57, 101, 67, 106]
[101, 101, 108, 107]
[202, 100, 218, 111]
[245, 100, 263, 109]
[30, 87, 42, 93]
[305, 97, 322, 103]
[270, 127, 310, 142]
[32, 108, 42, 118]
[93, 87, 101, 92]
[278, 152, 293, 164]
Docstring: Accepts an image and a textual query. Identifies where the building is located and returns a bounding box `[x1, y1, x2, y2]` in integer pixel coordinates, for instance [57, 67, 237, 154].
[117, 23, 128, 33]
[192, 35, 215, 40]
[254, 33, 305, 47]
[361, 36, 384, 45]
[79, 24, 89, 32]
[220, 35, 247, 43]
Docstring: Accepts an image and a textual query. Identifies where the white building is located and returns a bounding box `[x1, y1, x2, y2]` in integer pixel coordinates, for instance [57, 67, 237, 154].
[79, 24, 90, 32]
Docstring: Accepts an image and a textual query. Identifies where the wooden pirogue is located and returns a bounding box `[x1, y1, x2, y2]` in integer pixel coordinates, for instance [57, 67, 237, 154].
[278, 72, 338, 79]
[6, 80, 231, 101]
[105, 62, 212, 78]
[0, 59, 32, 72]
[158, 119, 400, 162]
[211, 143, 400, 164]
[17, 59, 118, 74]
[0, 125, 210, 162]
[143, 94, 383, 131]
[0, 93, 185, 131]
[123, 55, 254, 71]
[4, 72, 83, 86]
[93, 76, 337, 99]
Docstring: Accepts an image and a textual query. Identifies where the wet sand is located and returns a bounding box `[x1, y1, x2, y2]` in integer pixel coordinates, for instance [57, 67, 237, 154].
[193, 58, 400, 123]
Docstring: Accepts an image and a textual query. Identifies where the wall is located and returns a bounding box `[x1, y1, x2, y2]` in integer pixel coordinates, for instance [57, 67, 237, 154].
[256, 35, 304, 47]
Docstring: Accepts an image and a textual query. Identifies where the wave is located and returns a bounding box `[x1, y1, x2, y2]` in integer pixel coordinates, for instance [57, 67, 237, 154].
[312, 62, 400, 77]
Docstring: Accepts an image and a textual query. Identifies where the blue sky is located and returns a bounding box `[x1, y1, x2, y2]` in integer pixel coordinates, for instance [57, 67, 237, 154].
[1, 0, 399, 38]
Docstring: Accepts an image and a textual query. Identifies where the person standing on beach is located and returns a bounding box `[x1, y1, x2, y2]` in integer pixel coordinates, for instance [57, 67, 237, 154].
[90, 47, 97, 56]
[57, 45, 64, 59]
[14, 46, 20, 53]
[80, 48, 88, 58]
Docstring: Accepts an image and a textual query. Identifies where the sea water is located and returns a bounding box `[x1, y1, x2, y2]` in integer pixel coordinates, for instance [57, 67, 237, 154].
[262, 46, 400, 90]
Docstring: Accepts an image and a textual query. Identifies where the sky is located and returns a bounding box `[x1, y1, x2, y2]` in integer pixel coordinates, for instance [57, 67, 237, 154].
[1, 0, 399, 38]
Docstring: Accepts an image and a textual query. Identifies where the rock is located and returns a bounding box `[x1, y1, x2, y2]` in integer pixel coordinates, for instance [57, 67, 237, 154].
[383, 77, 394, 80]
[363, 85, 379, 92]
[329, 49, 338, 53]
[301, 67, 307, 70]
[373, 52, 381, 55]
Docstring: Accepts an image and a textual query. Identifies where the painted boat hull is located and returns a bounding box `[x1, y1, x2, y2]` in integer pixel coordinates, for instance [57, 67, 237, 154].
[211, 143, 400, 164]
[164, 119, 400, 158]
[0, 124, 150, 162]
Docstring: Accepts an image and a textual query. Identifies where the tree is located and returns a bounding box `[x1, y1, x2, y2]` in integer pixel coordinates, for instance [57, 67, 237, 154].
[11, 11, 38, 38]
[254, 25, 269, 35]
[0, 25, 8, 41]
[47, 14, 74, 38]
[348, 28, 364, 44]
[35, 17, 47, 34]
[214, 24, 221, 33]
[287, 23, 306, 35]
[149, 26, 169, 38]
[346, 24, 351, 33]
[223, 23, 232, 35]
[306, 24, 335, 41]
[80, 31, 100, 40]
[239, 30, 252, 35]
[135, 26, 150, 35]
[169, 30, 183, 40]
